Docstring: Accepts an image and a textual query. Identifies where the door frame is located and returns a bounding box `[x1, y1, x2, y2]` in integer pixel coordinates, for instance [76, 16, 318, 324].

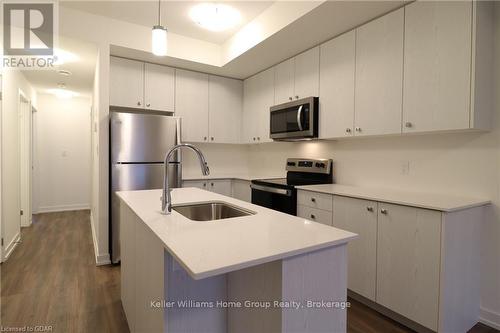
[18, 89, 32, 228]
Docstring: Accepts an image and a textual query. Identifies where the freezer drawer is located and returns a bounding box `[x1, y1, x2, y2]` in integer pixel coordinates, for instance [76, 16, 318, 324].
[111, 163, 180, 263]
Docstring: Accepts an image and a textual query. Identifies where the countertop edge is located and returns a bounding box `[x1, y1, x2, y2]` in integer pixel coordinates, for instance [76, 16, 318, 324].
[296, 186, 491, 212]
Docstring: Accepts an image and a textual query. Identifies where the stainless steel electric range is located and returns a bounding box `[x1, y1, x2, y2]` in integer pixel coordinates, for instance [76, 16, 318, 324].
[250, 158, 333, 215]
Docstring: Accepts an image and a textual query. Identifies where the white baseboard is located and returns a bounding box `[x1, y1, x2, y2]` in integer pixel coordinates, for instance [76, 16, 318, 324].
[90, 212, 111, 266]
[37, 203, 90, 213]
[2, 232, 20, 261]
[480, 307, 500, 330]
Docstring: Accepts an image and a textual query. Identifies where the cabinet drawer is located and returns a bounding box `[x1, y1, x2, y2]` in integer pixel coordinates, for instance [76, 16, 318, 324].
[298, 190, 333, 211]
[297, 205, 332, 226]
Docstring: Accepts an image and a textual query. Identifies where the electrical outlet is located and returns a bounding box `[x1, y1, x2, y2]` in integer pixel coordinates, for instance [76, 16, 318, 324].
[401, 161, 410, 175]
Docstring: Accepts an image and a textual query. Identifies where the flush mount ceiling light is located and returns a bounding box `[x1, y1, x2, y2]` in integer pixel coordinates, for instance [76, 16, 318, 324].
[47, 88, 79, 99]
[152, 0, 167, 56]
[189, 3, 241, 32]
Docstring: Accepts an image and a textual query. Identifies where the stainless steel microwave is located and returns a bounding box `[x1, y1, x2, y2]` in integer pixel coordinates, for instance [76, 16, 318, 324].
[270, 97, 318, 141]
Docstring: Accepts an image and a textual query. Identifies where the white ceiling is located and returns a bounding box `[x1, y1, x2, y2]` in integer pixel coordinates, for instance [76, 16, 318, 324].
[22, 36, 97, 96]
[60, 1, 274, 44]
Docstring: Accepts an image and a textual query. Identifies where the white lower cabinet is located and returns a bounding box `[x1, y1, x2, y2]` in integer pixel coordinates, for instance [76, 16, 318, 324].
[231, 179, 251, 202]
[299, 191, 482, 332]
[376, 203, 441, 331]
[182, 179, 234, 198]
[332, 196, 377, 301]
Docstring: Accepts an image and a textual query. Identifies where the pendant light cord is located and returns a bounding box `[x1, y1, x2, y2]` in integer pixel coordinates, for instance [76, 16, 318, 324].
[157, 0, 161, 26]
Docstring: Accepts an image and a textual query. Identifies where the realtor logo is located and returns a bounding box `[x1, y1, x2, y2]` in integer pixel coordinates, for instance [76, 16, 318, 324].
[2, 1, 57, 69]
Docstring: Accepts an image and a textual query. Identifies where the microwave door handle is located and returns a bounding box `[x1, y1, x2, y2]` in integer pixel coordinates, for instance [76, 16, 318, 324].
[297, 105, 303, 131]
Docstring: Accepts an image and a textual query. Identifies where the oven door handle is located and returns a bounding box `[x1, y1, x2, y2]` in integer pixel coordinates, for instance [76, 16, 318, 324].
[296, 105, 303, 131]
[250, 184, 292, 196]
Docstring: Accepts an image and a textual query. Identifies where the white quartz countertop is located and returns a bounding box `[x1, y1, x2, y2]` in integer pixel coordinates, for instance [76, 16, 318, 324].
[117, 188, 357, 280]
[297, 184, 490, 212]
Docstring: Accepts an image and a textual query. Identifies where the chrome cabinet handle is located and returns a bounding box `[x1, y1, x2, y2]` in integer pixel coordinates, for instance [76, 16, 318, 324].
[311, 198, 316, 203]
[295, 95, 299, 99]
[257, 137, 260, 141]
[405, 122, 412, 128]
[310, 214, 316, 219]
[137, 101, 141, 106]
[211, 182, 214, 187]
[253, 137, 256, 141]
[355, 127, 361, 132]
[211, 137, 214, 141]
[146, 103, 151, 107]
[346, 128, 352, 133]
[203, 183, 206, 187]
[380, 209, 388, 215]
[367, 206, 374, 212]
[204, 137, 207, 141]
[289, 97, 293, 101]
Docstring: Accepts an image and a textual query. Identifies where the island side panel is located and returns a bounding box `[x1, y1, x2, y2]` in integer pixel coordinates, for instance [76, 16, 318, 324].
[120, 203, 136, 333]
[282, 244, 348, 333]
[165, 253, 227, 333]
[227, 260, 283, 333]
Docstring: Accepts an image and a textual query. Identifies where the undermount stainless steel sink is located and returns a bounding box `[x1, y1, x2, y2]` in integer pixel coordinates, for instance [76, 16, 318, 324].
[172, 202, 255, 221]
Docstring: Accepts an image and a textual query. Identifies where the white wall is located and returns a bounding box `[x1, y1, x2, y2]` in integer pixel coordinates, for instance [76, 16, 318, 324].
[34, 94, 91, 213]
[1, 69, 37, 260]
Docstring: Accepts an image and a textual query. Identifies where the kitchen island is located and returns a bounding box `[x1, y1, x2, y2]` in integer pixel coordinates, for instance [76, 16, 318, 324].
[117, 187, 357, 333]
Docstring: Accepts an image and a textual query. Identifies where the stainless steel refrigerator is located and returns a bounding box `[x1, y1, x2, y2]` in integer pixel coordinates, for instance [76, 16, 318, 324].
[110, 111, 182, 263]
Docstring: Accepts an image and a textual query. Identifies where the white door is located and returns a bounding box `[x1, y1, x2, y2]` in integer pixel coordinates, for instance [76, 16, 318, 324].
[376, 204, 441, 331]
[208, 75, 243, 144]
[403, 1, 472, 133]
[294, 46, 320, 100]
[274, 58, 295, 105]
[110, 57, 144, 108]
[255, 67, 275, 143]
[319, 31, 356, 139]
[19, 94, 31, 227]
[354, 9, 404, 136]
[175, 69, 209, 143]
[332, 196, 377, 300]
[208, 180, 232, 196]
[144, 63, 175, 113]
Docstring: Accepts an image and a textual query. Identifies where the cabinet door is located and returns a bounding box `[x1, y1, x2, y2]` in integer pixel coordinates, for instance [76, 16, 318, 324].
[209, 75, 243, 143]
[144, 63, 175, 112]
[403, 1, 472, 133]
[231, 180, 251, 202]
[255, 67, 275, 143]
[332, 196, 377, 301]
[175, 69, 209, 143]
[355, 9, 404, 136]
[319, 31, 355, 139]
[294, 46, 320, 99]
[274, 58, 295, 105]
[110, 57, 144, 109]
[242, 76, 259, 144]
[377, 204, 441, 331]
[208, 180, 232, 196]
[182, 180, 208, 190]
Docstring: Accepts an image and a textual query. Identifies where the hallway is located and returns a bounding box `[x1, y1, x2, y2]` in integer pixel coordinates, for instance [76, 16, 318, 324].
[1, 211, 129, 332]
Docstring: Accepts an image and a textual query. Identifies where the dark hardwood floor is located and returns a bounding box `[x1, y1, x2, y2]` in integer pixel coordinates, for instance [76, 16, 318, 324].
[1, 211, 498, 333]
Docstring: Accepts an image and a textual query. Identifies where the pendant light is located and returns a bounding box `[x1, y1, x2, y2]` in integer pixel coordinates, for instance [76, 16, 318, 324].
[152, 0, 167, 56]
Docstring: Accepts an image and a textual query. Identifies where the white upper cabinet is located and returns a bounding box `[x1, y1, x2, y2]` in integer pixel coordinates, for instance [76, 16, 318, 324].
[355, 8, 404, 137]
[403, 1, 473, 133]
[175, 69, 209, 143]
[319, 31, 355, 139]
[274, 47, 320, 105]
[274, 58, 295, 105]
[110, 57, 144, 109]
[294, 46, 320, 100]
[144, 63, 175, 112]
[208, 75, 243, 144]
[242, 67, 274, 144]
